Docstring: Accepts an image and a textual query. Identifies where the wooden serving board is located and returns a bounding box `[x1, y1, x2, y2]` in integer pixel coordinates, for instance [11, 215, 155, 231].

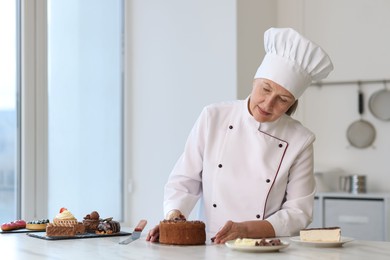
[27, 231, 131, 240]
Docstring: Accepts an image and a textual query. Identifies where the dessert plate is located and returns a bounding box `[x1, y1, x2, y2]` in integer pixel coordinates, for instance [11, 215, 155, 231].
[225, 239, 289, 252]
[290, 236, 354, 247]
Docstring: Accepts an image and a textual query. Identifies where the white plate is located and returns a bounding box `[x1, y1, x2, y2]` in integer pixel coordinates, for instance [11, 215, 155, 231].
[225, 239, 289, 252]
[290, 236, 354, 247]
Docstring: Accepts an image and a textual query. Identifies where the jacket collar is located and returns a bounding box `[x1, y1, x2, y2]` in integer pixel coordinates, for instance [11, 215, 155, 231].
[244, 96, 285, 133]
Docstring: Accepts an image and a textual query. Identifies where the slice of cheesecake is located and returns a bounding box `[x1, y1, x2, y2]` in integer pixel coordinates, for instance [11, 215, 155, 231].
[300, 227, 341, 242]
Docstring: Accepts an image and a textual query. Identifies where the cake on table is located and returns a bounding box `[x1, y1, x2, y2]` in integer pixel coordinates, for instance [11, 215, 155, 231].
[95, 218, 121, 234]
[26, 219, 50, 231]
[159, 219, 206, 245]
[300, 227, 341, 242]
[53, 207, 78, 225]
[46, 223, 86, 237]
[46, 207, 86, 237]
[45, 207, 122, 237]
[83, 211, 101, 233]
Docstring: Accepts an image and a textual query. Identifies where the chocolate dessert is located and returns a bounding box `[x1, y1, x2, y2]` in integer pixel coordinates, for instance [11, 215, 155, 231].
[83, 211, 101, 233]
[159, 219, 206, 245]
[46, 223, 86, 237]
[95, 218, 121, 234]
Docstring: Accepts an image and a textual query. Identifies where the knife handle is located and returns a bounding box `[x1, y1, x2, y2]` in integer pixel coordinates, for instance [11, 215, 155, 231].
[134, 219, 147, 232]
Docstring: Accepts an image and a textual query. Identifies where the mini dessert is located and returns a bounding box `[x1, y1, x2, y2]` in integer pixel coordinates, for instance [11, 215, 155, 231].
[26, 219, 50, 231]
[83, 211, 101, 233]
[46, 207, 85, 237]
[53, 207, 77, 225]
[1, 220, 26, 231]
[95, 218, 121, 234]
[234, 238, 282, 246]
[159, 219, 206, 245]
[300, 227, 341, 242]
[46, 222, 86, 237]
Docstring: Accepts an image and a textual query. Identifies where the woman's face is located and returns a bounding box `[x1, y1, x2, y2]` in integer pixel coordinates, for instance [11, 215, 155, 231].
[249, 78, 295, 122]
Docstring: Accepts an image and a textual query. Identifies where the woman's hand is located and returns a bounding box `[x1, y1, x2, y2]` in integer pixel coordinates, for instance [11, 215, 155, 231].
[146, 209, 186, 242]
[212, 220, 247, 244]
[165, 209, 186, 220]
[146, 224, 160, 242]
[212, 220, 276, 244]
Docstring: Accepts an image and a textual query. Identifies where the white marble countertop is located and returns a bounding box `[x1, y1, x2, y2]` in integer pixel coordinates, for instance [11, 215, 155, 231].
[1, 229, 390, 260]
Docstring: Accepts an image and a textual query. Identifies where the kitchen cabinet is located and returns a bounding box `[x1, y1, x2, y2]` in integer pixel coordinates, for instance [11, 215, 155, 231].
[308, 192, 390, 241]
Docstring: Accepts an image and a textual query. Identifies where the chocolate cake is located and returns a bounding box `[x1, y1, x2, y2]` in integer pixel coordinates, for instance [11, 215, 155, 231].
[46, 223, 86, 237]
[95, 219, 121, 234]
[159, 220, 206, 245]
[83, 211, 101, 233]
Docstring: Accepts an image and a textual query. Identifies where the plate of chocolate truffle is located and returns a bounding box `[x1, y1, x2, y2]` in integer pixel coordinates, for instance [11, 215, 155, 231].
[225, 238, 289, 252]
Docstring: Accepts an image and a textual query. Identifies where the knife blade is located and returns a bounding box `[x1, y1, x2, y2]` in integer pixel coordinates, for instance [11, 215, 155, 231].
[119, 219, 147, 245]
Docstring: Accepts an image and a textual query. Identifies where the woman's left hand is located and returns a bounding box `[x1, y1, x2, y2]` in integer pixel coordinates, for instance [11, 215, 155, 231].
[212, 220, 247, 244]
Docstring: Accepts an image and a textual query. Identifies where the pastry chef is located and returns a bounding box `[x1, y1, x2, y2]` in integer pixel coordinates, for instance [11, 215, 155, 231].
[146, 27, 334, 243]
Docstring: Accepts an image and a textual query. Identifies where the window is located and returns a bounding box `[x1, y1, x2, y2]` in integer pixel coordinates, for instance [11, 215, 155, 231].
[0, 0, 124, 223]
[0, 0, 20, 224]
[47, 0, 124, 219]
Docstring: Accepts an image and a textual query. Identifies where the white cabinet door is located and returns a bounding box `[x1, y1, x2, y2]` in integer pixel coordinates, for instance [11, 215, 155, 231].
[324, 198, 384, 241]
[308, 197, 321, 228]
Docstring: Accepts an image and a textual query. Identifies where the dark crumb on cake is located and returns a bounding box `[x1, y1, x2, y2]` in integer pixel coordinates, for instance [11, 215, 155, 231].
[255, 238, 282, 246]
[161, 219, 204, 224]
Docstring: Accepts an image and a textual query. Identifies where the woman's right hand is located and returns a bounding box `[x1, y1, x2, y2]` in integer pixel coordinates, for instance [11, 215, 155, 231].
[146, 224, 160, 242]
[146, 210, 186, 242]
[165, 209, 185, 220]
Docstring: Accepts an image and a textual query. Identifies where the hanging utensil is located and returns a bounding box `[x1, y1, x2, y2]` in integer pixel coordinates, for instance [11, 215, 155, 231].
[369, 80, 390, 121]
[346, 84, 376, 148]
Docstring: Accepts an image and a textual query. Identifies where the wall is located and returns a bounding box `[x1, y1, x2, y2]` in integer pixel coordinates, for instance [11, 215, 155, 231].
[236, 0, 277, 98]
[126, 0, 390, 228]
[278, 0, 390, 192]
[127, 0, 239, 227]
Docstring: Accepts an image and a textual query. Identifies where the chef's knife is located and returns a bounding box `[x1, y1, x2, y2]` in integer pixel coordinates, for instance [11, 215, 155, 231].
[119, 219, 147, 245]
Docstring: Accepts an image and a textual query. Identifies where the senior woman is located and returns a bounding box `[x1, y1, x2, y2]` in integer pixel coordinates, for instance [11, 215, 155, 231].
[147, 27, 334, 244]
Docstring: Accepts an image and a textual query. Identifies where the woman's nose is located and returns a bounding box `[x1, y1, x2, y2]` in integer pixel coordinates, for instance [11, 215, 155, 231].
[263, 96, 276, 110]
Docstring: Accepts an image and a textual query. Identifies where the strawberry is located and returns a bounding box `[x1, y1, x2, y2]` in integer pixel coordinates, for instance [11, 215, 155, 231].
[59, 207, 67, 213]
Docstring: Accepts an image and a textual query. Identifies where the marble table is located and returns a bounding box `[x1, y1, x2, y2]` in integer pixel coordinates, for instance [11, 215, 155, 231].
[1, 229, 390, 260]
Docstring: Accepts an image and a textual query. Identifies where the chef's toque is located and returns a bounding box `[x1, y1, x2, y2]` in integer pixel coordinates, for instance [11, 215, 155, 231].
[254, 27, 334, 99]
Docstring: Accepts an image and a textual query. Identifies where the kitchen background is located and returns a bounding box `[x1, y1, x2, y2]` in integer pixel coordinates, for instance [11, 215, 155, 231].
[127, 0, 390, 228]
[1, 0, 389, 235]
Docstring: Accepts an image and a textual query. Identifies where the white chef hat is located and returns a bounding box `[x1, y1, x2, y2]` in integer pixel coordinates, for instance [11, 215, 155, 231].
[254, 27, 334, 99]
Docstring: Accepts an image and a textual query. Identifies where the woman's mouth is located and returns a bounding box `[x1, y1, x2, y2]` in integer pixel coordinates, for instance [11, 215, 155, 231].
[257, 106, 271, 116]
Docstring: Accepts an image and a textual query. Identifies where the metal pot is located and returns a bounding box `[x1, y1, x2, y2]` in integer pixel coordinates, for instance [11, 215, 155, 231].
[339, 175, 367, 193]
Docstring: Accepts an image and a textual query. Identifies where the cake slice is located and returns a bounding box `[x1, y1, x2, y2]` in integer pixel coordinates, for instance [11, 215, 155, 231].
[300, 227, 341, 242]
[46, 223, 85, 237]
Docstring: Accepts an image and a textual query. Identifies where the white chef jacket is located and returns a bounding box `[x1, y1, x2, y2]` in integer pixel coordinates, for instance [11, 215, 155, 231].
[164, 98, 316, 237]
